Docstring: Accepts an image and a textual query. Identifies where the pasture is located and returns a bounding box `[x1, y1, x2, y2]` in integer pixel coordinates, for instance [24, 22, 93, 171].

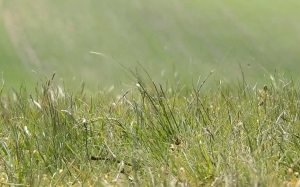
[1, 1, 300, 186]
[0, 0, 300, 90]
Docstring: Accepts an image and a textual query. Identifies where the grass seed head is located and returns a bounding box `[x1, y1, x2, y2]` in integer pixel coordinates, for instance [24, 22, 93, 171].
[177, 167, 187, 183]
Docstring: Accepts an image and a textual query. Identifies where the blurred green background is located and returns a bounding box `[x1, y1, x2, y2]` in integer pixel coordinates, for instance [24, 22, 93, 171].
[1, 0, 299, 91]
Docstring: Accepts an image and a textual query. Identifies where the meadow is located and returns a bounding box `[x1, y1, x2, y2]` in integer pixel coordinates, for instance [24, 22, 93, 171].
[1, 0, 300, 186]
[1, 0, 300, 90]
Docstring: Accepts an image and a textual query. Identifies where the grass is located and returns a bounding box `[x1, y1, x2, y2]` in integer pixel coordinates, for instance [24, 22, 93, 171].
[1, 70, 300, 186]
[1, 0, 300, 90]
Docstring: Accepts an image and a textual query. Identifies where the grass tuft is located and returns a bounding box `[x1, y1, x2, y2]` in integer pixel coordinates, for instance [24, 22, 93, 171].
[0, 71, 300, 186]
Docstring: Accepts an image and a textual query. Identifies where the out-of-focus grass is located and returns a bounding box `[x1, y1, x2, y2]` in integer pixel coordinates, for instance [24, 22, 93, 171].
[0, 0, 300, 91]
[0, 9, 32, 87]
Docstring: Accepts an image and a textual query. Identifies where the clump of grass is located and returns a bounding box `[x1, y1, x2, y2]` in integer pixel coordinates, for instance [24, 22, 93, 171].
[0, 71, 300, 186]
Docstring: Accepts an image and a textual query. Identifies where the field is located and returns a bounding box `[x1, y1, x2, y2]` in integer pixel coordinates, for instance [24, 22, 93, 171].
[1, 0, 300, 90]
[1, 0, 300, 186]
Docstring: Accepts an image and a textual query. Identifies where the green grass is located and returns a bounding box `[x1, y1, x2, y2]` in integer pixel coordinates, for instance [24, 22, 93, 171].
[1, 71, 300, 186]
[1, 0, 300, 91]
[1, 1, 300, 185]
